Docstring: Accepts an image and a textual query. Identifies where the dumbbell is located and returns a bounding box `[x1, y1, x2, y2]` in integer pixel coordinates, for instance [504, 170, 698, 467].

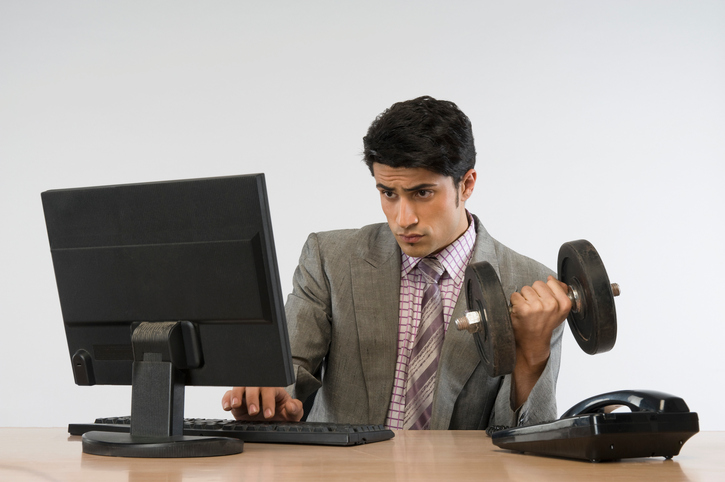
[455, 239, 619, 377]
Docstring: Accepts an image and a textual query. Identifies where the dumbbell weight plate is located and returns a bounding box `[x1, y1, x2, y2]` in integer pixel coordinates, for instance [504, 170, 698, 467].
[557, 240, 617, 355]
[464, 261, 515, 377]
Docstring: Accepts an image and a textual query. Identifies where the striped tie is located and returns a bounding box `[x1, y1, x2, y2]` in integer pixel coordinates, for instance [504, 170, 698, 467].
[404, 257, 445, 430]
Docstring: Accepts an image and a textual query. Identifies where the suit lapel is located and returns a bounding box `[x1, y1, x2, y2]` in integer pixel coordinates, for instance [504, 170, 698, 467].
[350, 226, 401, 423]
[431, 217, 501, 429]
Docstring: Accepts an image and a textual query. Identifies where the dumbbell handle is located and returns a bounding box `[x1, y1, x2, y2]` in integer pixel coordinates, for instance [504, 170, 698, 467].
[455, 282, 620, 334]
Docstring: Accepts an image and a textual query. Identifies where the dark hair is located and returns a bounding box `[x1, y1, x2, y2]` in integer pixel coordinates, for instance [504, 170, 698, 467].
[362, 96, 476, 185]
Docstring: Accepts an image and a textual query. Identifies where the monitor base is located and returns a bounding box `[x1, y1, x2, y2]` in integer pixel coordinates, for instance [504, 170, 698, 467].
[82, 431, 244, 458]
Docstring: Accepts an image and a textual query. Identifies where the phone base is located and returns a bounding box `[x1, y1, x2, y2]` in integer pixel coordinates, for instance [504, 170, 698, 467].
[492, 411, 699, 462]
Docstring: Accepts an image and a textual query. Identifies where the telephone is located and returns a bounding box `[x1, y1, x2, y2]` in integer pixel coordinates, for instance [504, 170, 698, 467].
[491, 389, 699, 462]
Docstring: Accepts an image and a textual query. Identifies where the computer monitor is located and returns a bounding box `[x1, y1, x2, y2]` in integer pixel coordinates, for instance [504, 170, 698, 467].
[41, 173, 295, 457]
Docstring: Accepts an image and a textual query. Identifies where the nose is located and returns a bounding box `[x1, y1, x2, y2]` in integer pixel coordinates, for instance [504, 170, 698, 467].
[396, 198, 418, 229]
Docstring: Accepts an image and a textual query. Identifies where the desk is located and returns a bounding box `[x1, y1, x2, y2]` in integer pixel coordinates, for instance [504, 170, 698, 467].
[0, 428, 722, 481]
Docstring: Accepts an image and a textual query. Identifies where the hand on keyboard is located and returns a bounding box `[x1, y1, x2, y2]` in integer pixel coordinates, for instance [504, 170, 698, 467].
[222, 387, 304, 422]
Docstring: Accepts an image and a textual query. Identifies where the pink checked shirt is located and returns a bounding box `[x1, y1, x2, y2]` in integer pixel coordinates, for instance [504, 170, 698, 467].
[384, 213, 477, 429]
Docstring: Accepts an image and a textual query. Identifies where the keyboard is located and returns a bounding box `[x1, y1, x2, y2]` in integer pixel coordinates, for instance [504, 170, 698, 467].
[69, 417, 395, 447]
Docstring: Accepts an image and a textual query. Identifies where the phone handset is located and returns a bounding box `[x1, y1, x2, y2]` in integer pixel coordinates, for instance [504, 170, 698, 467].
[561, 389, 691, 418]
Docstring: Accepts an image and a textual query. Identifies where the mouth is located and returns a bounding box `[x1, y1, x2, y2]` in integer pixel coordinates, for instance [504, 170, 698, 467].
[398, 233, 423, 244]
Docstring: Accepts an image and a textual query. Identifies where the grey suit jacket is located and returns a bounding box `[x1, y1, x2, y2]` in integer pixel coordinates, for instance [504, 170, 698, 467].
[285, 216, 563, 429]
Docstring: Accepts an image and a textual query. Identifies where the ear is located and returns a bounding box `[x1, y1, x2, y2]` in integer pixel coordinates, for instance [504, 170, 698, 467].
[459, 169, 477, 203]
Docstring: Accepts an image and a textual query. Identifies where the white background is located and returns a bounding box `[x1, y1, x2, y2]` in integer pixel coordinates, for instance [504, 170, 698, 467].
[1, 1, 723, 429]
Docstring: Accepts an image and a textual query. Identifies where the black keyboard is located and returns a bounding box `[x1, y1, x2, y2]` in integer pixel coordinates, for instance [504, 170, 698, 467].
[69, 417, 395, 447]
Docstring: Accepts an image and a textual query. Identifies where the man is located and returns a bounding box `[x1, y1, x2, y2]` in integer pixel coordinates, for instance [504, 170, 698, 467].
[222, 96, 569, 430]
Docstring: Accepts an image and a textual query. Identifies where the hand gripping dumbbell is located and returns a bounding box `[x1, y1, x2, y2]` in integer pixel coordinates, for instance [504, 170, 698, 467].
[455, 239, 620, 377]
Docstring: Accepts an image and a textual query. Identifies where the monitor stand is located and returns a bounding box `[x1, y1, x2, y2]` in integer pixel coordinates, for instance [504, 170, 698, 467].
[81, 322, 244, 458]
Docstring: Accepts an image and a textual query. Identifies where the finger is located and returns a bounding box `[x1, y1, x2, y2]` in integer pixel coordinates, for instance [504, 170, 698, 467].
[229, 387, 251, 420]
[224, 387, 246, 411]
[509, 291, 532, 318]
[228, 387, 252, 420]
[545, 276, 568, 295]
[260, 387, 281, 419]
[531, 279, 569, 316]
[519, 285, 538, 301]
[231, 405, 249, 420]
[530, 279, 554, 297]
[555, 278, 568, 291]
[510, 291, 525, 305]
[283, 398, 305, 422]
[546, 276, 572, 315]
[244, 387, 262, 416]
[221, 390, 232, 411]
[273, 389, 303, 421]
[536, 278, 566, 301]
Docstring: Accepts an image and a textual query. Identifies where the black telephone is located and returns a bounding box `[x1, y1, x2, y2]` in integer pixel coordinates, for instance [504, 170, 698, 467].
[492, 389, 699, 462]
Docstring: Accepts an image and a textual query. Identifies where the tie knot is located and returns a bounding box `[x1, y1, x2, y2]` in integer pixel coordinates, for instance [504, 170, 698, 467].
[417, 257, 444, 284]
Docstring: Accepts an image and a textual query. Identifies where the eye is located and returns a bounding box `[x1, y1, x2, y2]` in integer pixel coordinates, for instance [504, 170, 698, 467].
[417, 190, 433, 198]
[380, 190, 396, 199]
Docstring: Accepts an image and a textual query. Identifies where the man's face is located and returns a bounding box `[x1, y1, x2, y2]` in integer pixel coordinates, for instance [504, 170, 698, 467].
[372, 163, 476, 258]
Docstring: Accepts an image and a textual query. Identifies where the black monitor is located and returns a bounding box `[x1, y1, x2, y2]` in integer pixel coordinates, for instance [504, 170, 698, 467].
[41, 173, 294, 457]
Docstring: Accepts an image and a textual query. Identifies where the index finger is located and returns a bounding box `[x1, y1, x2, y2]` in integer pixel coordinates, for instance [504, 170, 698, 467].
[221, 387, 246, 411]
[551, 276, 568, 292]
[546, 276, 572, 314]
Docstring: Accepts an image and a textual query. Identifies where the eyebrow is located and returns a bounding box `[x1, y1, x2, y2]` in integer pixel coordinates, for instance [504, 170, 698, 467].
[376, 183, 438, 192]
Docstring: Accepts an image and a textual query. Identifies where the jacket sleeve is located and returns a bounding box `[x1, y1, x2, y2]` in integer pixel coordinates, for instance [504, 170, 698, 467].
[489, 246, 563, 427]
[283, 233, 331, 403]
[491, 323, 564, 427]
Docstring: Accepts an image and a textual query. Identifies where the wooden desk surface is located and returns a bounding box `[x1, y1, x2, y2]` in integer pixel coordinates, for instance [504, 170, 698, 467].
[0, 428, 722, 481]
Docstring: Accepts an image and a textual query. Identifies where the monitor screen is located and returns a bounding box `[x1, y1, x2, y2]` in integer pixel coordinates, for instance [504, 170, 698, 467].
[41, 173, 294, 457]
